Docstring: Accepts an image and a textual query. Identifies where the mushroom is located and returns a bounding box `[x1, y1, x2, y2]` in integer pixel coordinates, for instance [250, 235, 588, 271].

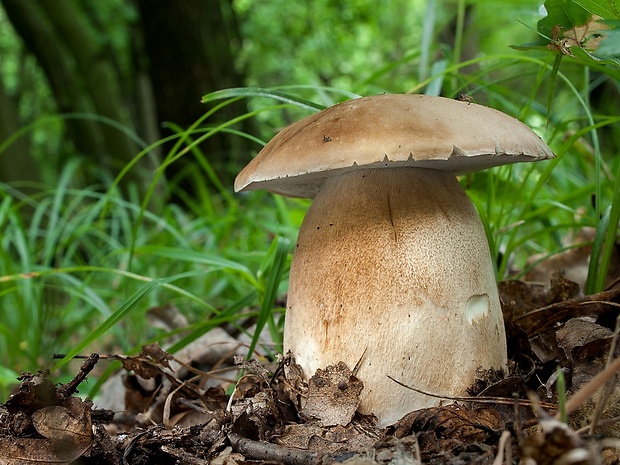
[235, 94, 553, 426]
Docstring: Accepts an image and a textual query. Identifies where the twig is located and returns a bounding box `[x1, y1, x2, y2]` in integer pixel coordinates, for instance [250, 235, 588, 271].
[560, 356, 620, 420]
[577, 415, 620, 434]
[590, 311, 620, 433]
[387, 375, 557, 411]
[57, 353, 99, 399]
[228, 433, 322, 465]
[492, 430, 512, 465]
[516, 287, 620, 336]
[353, 347, 367, 376]
[53, 353, 117, 359]
[123, 429, 154, 465]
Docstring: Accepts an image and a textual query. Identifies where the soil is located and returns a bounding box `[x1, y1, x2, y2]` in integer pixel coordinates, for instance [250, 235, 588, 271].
[3, 272, 620, 464]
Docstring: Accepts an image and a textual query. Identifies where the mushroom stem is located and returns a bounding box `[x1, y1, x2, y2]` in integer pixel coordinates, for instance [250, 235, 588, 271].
[285, 166, 507, 427]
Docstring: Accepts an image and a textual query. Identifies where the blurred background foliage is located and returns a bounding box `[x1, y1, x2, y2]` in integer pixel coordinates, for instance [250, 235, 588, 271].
[0, 0, 553, 189]
[0, 0, 619, 397]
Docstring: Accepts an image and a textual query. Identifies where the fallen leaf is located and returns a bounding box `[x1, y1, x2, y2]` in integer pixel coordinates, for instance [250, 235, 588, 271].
[556, 318, 613, 363]
[230, 377, 282, 441]
[300, 362, 363, 427]
[0, 397, 93, 464]
[391, 404, 504, 445]
[32, 397, 92, 442]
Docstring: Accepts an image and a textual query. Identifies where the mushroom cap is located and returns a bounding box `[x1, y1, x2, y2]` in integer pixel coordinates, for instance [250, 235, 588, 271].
[235, 94, 554, 198]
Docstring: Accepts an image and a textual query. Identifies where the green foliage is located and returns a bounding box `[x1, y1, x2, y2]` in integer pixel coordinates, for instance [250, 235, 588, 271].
[233, 0, 428, 93]
[513, 0, 620, 67]
[508, 0, 620, 292]
[0, 133, 304, 398]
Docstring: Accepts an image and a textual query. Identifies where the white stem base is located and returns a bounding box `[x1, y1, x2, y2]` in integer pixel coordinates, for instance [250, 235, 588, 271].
[284, 167, 507, 427]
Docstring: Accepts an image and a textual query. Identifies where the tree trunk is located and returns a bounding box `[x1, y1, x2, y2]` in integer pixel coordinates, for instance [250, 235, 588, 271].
[1, 0, 101, 171]
[3, 0, 145, 189]
[2, 0, 250, 195]
[35, 0, 139, 174]
[0, 77, 39, 188]
[138, 0, 251, 192]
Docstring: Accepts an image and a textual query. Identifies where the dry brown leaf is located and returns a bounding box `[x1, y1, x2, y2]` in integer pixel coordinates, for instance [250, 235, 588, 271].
[391, 404, 504, 446]
[230, 385, 282, 441]
[0, 397, 92, 465]
[557, 318, 614, 364]
[3, 372, 58, 415]
[500, 272, 581, 329]
[275, 420, 378, 457]
[300, 362, 363, 427]
[506, 285, 620, 338]
[564, 15, 610, 51]
[32, 397, 92, 442]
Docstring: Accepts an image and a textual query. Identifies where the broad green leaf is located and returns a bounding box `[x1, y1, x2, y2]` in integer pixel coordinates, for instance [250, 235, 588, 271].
[538, 0, 592, 38]
[513, 0, 620, 66]
[598, 26, 620, 54]
[569, 44, 620, 65]
[572, 0, 620, 19]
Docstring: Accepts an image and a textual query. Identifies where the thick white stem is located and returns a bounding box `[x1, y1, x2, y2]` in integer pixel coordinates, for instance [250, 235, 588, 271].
[284, 167, 507, 427]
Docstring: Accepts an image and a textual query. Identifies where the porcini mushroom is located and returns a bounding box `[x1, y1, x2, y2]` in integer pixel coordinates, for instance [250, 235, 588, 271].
[235, 94, 553, 427]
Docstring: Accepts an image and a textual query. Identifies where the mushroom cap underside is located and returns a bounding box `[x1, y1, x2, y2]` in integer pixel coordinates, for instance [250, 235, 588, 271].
[235, 94, 554, 198]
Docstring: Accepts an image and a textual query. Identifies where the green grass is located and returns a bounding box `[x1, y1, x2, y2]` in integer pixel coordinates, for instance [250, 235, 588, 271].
[0, 136, 306, 399]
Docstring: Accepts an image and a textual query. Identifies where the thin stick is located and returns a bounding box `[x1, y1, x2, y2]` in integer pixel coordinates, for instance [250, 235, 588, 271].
[228, 433, 321, 465]
[387, 375, 557, 410]
[590, 311, 620, 433]
[492, 430, 512, 465]
[560, 356, 620, 420]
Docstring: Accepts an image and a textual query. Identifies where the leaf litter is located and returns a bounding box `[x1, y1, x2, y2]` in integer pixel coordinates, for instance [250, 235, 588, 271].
[3, 249, 620, 464]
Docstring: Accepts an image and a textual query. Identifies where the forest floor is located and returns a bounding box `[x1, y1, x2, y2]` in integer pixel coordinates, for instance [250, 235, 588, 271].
[3, 251, 620, 464]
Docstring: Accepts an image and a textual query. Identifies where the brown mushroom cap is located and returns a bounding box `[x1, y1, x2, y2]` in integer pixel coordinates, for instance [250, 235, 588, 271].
[235, 94, 554, 198]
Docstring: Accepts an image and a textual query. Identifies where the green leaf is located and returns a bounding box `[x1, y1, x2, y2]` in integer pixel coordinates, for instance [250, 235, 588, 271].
[571, 0, 620, 19]
[0, 365, 18, 385]
[134, 245, 258, 287]
[556, 367, 568, 423]
[591, 145, 620, 293]
[547, 54, 563, 126]
[569, 44, 620, 65]
[586, 205, 610, 294]
[538, 0, 592, 39]
[247, 236, 289, 359]
[51, 270, 207, 371]
[202, 87, 325, 111]
[598, 27, 620, 54]
[513, 0, 620, 67]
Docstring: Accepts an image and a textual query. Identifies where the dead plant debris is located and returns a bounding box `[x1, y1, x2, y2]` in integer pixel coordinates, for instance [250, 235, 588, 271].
[3, 272, 620, 464]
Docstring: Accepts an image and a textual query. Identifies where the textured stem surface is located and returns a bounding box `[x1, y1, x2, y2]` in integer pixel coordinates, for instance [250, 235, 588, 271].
[285, 167, 507, 426]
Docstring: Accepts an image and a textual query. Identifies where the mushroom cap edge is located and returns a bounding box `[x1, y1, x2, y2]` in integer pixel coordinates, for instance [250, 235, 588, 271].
[235, 94, 554, 198]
